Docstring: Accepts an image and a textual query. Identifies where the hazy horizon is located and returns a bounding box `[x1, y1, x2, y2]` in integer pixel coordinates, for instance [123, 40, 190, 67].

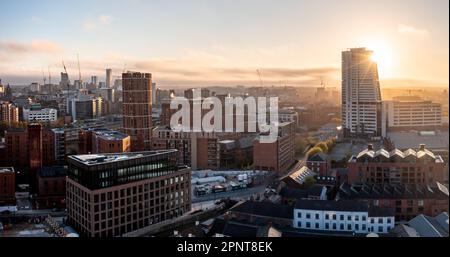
[0, 0, 448, 89]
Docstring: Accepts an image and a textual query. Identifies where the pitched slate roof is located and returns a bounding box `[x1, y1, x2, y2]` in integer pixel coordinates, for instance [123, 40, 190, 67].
[229, 201, 293, 219]
[338, 182, 449, 200]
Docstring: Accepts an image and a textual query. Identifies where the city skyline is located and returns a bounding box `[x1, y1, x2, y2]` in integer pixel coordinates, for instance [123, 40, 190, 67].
[0, 0, 449, 89]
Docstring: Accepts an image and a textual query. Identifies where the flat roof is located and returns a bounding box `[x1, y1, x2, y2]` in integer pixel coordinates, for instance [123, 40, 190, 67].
[387, 131, 449, 150]
[68, 149, 177, 166]
[0, 167, 14, 173]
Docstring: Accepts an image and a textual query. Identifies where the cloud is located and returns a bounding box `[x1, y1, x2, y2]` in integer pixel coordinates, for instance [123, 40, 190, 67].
[98, 15, 112, 25]
[398, 24, 429, 36]
[0, 40, 62, 54]
[84, 15, 113, 31]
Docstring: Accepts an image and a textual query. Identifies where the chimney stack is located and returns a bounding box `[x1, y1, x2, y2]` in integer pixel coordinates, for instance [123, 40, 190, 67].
[419, 144, 426, 151]
[367, 144, 373, 150]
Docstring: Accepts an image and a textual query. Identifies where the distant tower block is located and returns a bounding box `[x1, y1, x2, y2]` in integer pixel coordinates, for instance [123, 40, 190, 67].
[122, 71, 153, 151]
[106, 68, 112, 88]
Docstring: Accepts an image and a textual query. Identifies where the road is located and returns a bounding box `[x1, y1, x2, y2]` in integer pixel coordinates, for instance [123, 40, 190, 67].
[191, 184, 267, 204]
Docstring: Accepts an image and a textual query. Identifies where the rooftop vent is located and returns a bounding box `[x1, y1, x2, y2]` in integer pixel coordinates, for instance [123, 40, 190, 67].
[419, 144, 426, 151]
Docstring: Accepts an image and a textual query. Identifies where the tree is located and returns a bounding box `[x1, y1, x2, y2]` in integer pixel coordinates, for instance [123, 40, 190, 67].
[306, 147, 323, 159]
[315, 142, 329, 153]
[303, 176, 316, 188]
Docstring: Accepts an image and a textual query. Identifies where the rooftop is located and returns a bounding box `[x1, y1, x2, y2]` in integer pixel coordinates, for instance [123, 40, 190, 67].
[338, 182, 449, 200]
[229, 200, 293, 220]
[38, 166, 67, 178]
[295, 199, 369, 213]
[68, 150, 178, 166]
[350, 144, 444, 163]
[408, 213, 449, 237]
[280, 166, 315, 185]
[0, 167, 14, 174]
[387, 131, 449, 150]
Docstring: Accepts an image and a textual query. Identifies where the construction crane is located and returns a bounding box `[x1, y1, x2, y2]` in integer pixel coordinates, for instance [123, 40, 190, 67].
[42, 68, 47, 85]
[62, 59, 71, 118]
[48, 66, 51, 84]
[77, 53, 82, 82]
[256, 69, 263, 87]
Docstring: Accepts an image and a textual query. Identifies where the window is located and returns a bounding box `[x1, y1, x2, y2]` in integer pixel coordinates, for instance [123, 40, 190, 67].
[355, 224, 359, 230]
[378, 227, 383, 233]
[362, 224, 366, 230]
[332, 224, 337, 229]
[340, 215, 344, 221]
[297, 221, 302, 227]
[370, 218, 374, 224]
[340, 224, 344, 230]
[315, 223, 319, 229]
[355, 215, 359, 221]
[306, 213, 311, 219]
[362, 216, 366, 221]
[325, 214, 329, 220]
[325, 223, 329, 229]
[297, 212, 302, 218]
[315, 214, 320, 220]
[306, 222, 311, 228]
[347, 215, 351, 221]
[332, 214, 337, 220]
[347, 224, 352, 230]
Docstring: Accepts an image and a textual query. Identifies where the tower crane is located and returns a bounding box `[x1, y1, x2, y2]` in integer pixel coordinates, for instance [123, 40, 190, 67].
[256, 69, 263, 87]
[42, 68, 47, 85]
[77, 53, 82, 82]
[48, 66, 51, 84]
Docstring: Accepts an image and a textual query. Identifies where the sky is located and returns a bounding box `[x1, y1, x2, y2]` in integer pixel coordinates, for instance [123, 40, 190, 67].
[0, 0, 448, 89]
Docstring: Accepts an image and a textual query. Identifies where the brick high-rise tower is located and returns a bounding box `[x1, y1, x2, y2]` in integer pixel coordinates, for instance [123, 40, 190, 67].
[122, 72, 153, 151]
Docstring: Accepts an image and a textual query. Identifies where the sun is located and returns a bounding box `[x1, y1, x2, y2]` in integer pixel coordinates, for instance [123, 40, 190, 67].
[365, 40, 394, 77]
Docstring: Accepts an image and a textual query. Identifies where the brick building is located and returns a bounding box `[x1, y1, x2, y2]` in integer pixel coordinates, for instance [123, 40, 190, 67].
[78, 128, 131, 154]
[66, 150, 191, 237]
[306, 152, 331, 176]
[122, 72, 153, 151]
[253, 122, 295, 174]
[0, 167, 15, 205]
[338, 182, 449, 222]
[36, 166, 66, 209]
[348, 144, 446, 185]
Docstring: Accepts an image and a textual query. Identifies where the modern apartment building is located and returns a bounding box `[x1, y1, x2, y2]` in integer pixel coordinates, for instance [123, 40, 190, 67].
[122, 72, 153, 151]
[383, 96, 442, 131]
[348, 144, 446, 185]
[0, 101, 19, 124]
[68, 97, 103, 120]
[152, 126, 220, 170]
[342, 48, 382, 138]
[66, 150, 191, 237]
[23, 108, 58, 123]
